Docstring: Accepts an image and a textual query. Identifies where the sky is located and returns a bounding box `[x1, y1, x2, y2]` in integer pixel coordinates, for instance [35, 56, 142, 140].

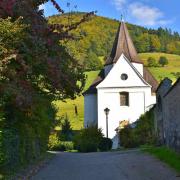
[40, 0, 180, 33]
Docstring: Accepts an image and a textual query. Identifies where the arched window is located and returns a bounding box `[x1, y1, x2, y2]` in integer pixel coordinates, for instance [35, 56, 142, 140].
[120, 92, 129, 106]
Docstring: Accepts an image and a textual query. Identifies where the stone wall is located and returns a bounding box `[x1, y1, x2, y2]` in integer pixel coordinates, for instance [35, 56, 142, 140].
[154, 78, 172, 145]
[163, 79, 180, 151]
[154, 78, 180, 152]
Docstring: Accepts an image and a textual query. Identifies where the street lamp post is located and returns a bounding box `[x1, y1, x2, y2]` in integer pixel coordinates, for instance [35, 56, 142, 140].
[104, 108, 110, 138]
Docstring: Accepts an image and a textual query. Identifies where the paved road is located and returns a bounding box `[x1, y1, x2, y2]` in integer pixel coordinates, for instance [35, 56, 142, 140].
[32, 150, 179, 180]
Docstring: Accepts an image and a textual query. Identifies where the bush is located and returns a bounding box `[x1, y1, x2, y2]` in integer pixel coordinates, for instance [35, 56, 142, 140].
[119, 109, 156, 148]
[0, 98, 55, 171]
[51, 141, 74, 152]
[147, 57, 157, 67]
[0, 129, 20, 170]
[158, 56, 168, 67]
[98, 138, 113, 151]
[73, 126, 104, 152]
[48, 133, 59, 150]
[48, 134, 74, 151]
[120, 125, 139, 148]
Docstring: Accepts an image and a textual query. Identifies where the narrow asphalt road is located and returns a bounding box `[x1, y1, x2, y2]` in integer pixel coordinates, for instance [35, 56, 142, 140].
[31, 150, 179, 180]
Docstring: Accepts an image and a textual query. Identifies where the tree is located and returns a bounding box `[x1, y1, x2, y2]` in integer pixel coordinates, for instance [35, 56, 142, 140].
[158, 56, 169, 67]
[0, 0, 95, 169]
[167, 42, 177, 54]
[147, 57, 157, 67]
[84, 50, 103, 71]
[135, 33, 150, 53]
[59, 115, 73, 141]
[150, 35, 161, 52]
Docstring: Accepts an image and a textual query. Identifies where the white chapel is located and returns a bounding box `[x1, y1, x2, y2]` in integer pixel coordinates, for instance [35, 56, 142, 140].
[83, 20, 159, 148]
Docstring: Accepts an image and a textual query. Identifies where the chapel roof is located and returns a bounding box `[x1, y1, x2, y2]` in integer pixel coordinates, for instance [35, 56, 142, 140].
[105, 21, 142, 65]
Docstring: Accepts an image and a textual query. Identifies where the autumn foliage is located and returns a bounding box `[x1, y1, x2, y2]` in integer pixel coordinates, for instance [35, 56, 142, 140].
[0, 0, 94, 171]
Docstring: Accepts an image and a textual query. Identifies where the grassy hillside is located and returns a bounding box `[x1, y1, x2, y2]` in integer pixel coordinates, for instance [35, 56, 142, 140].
[54, 71, 99, 130]
[139, 53, 180, 81]
[54, 52, 180, 130]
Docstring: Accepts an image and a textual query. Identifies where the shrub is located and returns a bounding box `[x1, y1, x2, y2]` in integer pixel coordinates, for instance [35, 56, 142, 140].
[120, 125, 139, 148]
[98, 138, 113, 151]
[73, 126, 104, 152]
[0, 97, 55, 171]
[158, 56, 168, 67]
[48, 134, 74, 151]
[0, 129, 20, 170]
[48, 133, 59, 150]
[119, 109, 156, 148]
[147, 57, 157, 67]
[50, 141, 74, 152]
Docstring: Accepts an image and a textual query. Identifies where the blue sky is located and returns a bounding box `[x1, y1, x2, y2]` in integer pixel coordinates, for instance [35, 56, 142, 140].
[40, 0, 180, 33]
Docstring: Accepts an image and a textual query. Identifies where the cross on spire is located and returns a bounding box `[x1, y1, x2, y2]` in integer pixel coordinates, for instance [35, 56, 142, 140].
[121, 14, 124, 22]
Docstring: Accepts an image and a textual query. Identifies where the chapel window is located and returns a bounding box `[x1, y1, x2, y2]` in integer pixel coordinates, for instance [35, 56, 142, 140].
[121, 73, 128, 80]
[120, 92, 129, 106]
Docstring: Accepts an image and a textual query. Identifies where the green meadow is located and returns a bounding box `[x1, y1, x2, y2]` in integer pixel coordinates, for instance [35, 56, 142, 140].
[54, 71, 99, 130]
[54, 53, 180, 130]
[139, 52, 180, 81]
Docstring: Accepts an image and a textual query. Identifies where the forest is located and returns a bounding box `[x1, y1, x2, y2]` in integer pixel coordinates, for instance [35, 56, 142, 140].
[49, 12, 180, 71]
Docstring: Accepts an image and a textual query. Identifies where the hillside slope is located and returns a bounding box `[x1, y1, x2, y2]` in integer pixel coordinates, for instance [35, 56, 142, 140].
[49, 13, 180, 71]
[139, 53, 180, 81]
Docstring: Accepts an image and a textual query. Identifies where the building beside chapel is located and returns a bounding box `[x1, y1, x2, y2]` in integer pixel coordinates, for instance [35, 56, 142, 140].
[154, 78, 180, 151]
[83, 20, 158, 148]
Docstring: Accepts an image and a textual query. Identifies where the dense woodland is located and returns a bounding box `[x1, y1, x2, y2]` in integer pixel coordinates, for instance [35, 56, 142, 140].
[49, 12, 180, 70]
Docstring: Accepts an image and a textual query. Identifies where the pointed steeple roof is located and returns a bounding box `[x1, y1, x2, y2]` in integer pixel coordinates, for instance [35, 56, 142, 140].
[105, 21, 142, 65]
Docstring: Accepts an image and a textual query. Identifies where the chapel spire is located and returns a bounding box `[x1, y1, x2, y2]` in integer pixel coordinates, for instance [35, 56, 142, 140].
[105, 19, 142, 65]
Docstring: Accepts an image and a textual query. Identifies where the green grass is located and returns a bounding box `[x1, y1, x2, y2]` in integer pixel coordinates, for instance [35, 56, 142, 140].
[54, 52, 180, 130]
[53, 71, 99, 130]
[143, 146, 180, 173]
[139, 52, 180, 82]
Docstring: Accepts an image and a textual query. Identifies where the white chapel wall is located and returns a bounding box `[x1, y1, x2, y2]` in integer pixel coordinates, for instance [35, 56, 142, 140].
[84, 94, 98, 127]
[97, 87, 153, 139]
[132, 63, 143, 76]
[97, 54, 156, 139]
[98, 54, 148, 88]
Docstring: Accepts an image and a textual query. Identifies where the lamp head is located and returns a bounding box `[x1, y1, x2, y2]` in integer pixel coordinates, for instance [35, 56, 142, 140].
[104, 108, 110, 115]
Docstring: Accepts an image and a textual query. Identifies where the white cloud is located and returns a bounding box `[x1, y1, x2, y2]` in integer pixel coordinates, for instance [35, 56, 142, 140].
[112, 0, 172, 27]
[113, 0, 127, 10]
[129, 2, 164, 26]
